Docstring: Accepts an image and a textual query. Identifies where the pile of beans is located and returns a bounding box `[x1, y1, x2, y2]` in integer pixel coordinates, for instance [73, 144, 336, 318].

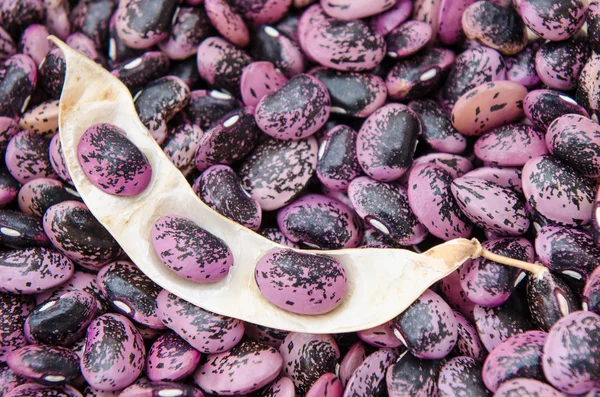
[2, 0, 600, 395]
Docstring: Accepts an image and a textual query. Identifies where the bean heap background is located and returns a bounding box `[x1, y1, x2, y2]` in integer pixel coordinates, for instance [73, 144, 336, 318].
[0, 0, 600, 395]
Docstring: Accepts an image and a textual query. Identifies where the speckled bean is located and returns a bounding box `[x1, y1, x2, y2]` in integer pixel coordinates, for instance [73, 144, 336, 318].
[438, 356, 490, 397]
[7, 344, 80, 386]
[111, 52, 171, 94]
[386, 351, 444, 397]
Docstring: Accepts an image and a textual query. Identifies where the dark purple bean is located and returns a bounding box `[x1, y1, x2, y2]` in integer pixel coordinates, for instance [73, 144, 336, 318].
[462, 1, 527, 56]
[482, 331, 547, 392]
[82, 313, 145, 392]
[0, 209, 49, 248]
[371, 0, 413, 36]
[107, 12, 143, 67]
[535, 32, 589, 91]
[439, 47, 506, 113]
[527, 270, 578, 331]
[244, 324, 289, 349]
[255, 248, 348, 315]
[504, 41, 541, 89]
[196, 37, 253, 96]
[159, 6, 214, 60]
[6, 344, 79, 386]
[344, 349, 397, 396]
[543, 311, 600, 394]
[391, 289, 457, 359]
[438, 356, 490, 397]
[238, 135, 317, 211]
[316, 125, 361, 192]
[97, 261, 164, 329]
[156, 290, 244, 354]
[356, 103, 421, 182]
[70, 0, 116, 50]
[0, 54, 37, 119]
[194, 165, 262, 231]
[408, 163, 473, 241]
[0, 27, 15, 61]
[577, 52, 600, 122]
[519, 0, 587, 41]
[114, 0, 178, 49]
[277, 194, 363, 249]
[0, 0, 44, 38]
[240, 61, 288, 108]
[0, 247, 74, 295]
[168, 57, 201, 89]
[440, 271, 476, 322]
[134, 76, 190, 144]
[0, 117, 19, 158]
[5, 131, 56, 184]
[311, 69, 387, 118]
[0, 293, 35, 361]
[35, 270, 108, 314]
[257, 227, 299, 248]
[524, 89, 589, 131]
[453, 311, 487, 361]
[408, 99, 466, 154]
[194, 340, 282, 395]
[38, 48, 65, 99]
[146, 331, 201, 382]
[589, 0, 600, 53]
[458, 238, 532, 308]
[250, 25, 304, 77]
[162, 123, 202, 176]
[409, 153, 474, 180]
[494, 378, 564, 397]
[386, 351, 445, 397]
[474, 124, 548, 167]
[584, 266, 600, 314]
[184, 89, 241, 130]
[42, 201, 123, 271]
[387, 20, 432, 58]
[24, 290, 97, 347]
[120, 380, 204, 397]
[0, 363, 25, 396]
[279, 332, 339, 395]
[349, 176, 428, 245]
[111, 51, 170, 94]
[386, 47, 455, 101]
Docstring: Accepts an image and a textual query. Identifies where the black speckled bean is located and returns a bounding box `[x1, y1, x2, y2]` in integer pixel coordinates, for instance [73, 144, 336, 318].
[386, 351, 445, 397]
[230, 0, 292, 28]
[519, 0, 587, 41]
[0, 363, 25, 396]
[0, 168, 20, 208]
[120, 380, 205, 397]
[146, 331, 201, 382]
[238, 135, 317, 211]
[114, 0, 179, 49]
[107, 12, 143, 67]
[345, 349, 398, 396]
[391, 288, 457, 359]
[250, 25, 304, 77]
[0, 27, 15, 61]
[5, 130, 56, 184]
[505, 41, 541, 89]
[0, 54, 37, 120]
[38, 48, 65, 100]
[42, 201, 123, 271]
[6, 344, 80, 386]
[524, 89, 589, 131]
[195, 107, 259, 171]
[194, 165, 262, 231]
[168, 57, 202, 89]
[159, 6, 214, 60]
[196, 37, 253, 96]
[577, 52, 600, 122]
[527, 270, 578, 331]
[408, 99, 466, 154]
[245, 323, 289, 349]
[257, 227, 299, 248]
[453, 311, 487, 362]
[24, 290, 97, 347]
[279, 332, 339, 395]
[584, 266, 600, 314]
[71, 0, 116, 50]
[111, 51, 170, 94]
[474, 124, 548, 167]
[438, 356, 490, 397]
[48, 134, 73, 186]
[0, 0, 44, 38]
[162, 123, 203, 176]
[386, 47, 455, 101]
[316, 125, 361, 192]
[134, 76, 190, 144]
[0, 209, 49, 248]
[589, 0, 600, 53]
[97, 261, 164, 329]
[311, 68, 387, 118]
[156, 290, 244, 354]
[0, 293, 35, 362]
[82, 313, 145, 392]
[184, 89, 241, 130]
[349, 176, 428, 245]
[463, 166, 523, 195]
[535, 32, 589, 91]
[6, 383, 85, 397]
[20, 24, 51, 67]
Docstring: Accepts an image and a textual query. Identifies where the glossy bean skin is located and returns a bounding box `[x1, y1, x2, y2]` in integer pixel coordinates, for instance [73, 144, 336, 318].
[71, 0, 116, 50]
[36, 270, 109, 314]
[277, 194, 363, 249]
[6, 383, 85, 397]
[238, 136, 318, 211]
[408, 99, 466, 154]
[438, 356, 490, 397]
[524, 89, 589, 131]
[184, 90, 241, 130]
[0, 363, 25, 396]
[386, 48, 455, 101]
[19, 179, 80, 219]
[357, 321, 403, 348]
[474, 124, 548, 167]
[584, 266, 600, 314]
[20, 24, 51, 66]
[6, 344, 80, 386]
[195, 107, 259, 172]
[257, 228, 299, 249]
[391, 289, 457, 359]
[505, 41, 540, 89]
[279, 333, 339, 395]
[205, 0, 249, 48]
[43, 201, 123, 271]
[439, 47, 506, 113]
[5, 130, 56, 184]
[114, 0, 179, 49]
[162, 123, 203, 176]
[527, 270, 578, 331]
[160, 6, 213, 60]
[0, 293, 35, 362]
[38, 48, 65, 99]
[494, 378, 564, 397]
[82, 313, 145, 392]
[0, 54, 37, 120]
[344, 349, 398, 396]
[24, 290, 97, 347]
[349, 177, 428, 245]
[19, 99, 60, 138]
[97, 261, 164, 329]
[240, 61, 288, 108]
[387, 21, 432, 58]
[156, 290, 244, 354]
[371, 0, 413, 35]
[0, 209, 49, 248]
[543, 311, 600, 394]
[250, 25, 304, 78]
[356, 103, 421, 182]
[458, 238, 532, 308]
[229, 0, 292, 27]
[386, 351, 445, 397]
[482, 331, 547, 392]
[453, 311, 487, 361]
[111, 52, 171, 94]
[535, 32, 589, 91]
[255, 248, 348, 315]
[519, 0, 587, 41]
[120, 381, 204, 397]
[316, 125, 362, 191]
[194, 165, 262, 231]
[146, 332, 201, 382]
[311, 69, 387, 118]
[48, 133, 73, 185]
[578, 52, 600, 121]
[522, 155, 595, 227]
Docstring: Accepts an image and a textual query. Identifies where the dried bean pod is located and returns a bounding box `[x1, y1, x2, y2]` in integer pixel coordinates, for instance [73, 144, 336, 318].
[156, 290, 244, 354]
[146, 332, 201, 382]
[524, 89, 589, 131]
[438, 356, 490, 397]
[42, 201, 123, 270]
[279, 333, 339, 395]
[82, 313, 145, 392]
[24, 290, 97, 347]
[6, 345, 80, 386]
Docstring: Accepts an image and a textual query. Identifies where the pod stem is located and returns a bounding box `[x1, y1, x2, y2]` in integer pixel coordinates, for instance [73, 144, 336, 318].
[480, 247, 548, 278]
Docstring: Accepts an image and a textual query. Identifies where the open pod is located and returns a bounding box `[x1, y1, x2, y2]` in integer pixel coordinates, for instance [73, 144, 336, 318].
[51, 37, 546, 334]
